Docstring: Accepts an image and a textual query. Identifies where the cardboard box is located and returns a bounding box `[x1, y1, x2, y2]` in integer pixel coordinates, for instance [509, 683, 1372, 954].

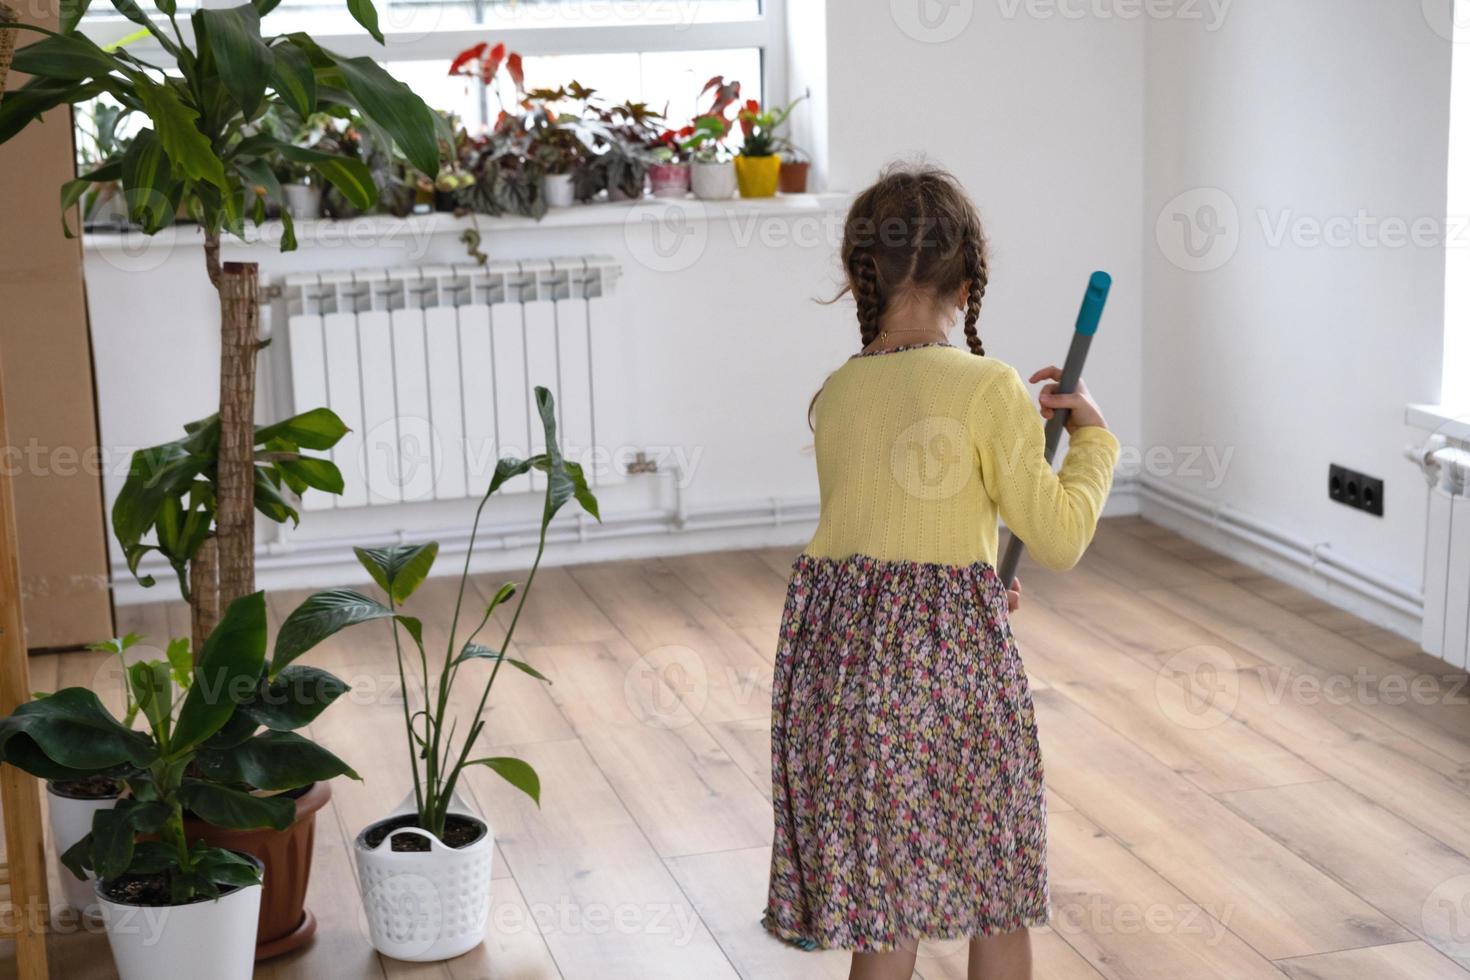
[0, 1, 115, 650]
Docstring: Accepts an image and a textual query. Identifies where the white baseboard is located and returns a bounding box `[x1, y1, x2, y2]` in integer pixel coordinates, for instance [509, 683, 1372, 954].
[1135, 477, 1423, 641]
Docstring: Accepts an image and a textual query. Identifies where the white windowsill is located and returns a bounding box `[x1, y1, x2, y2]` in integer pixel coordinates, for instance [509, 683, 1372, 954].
[1407, 403, 1470, 442]
[82, 192, 854, 254]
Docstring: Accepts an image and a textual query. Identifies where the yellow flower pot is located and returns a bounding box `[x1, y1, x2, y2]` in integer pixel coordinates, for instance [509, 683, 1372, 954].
[735, 155, 782, 198]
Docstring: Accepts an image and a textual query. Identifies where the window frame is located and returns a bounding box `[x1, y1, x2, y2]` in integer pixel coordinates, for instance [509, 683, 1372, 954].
[78, 0, 788, 116]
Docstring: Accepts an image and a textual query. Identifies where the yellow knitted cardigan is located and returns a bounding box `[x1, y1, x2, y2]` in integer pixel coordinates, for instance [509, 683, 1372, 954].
[804, 345, 1120, 571]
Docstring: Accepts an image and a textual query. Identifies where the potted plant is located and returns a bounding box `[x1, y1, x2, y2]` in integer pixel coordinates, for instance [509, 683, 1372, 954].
[647, 132, 690, 198]
[110, 407, 348, 957]
[684, 76, 741, 200]
[0, 592, 359, 980]
[735, 93, 807, 199]
[523, 83, 593, 207]
[779, 143, 811, 194]
[73, 98, 133, 228]
[273, 387, 598, 961]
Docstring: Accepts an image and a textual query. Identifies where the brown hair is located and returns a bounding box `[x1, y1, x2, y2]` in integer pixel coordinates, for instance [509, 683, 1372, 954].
[810, 164, 991, 428]
[838, 163, 990, 356]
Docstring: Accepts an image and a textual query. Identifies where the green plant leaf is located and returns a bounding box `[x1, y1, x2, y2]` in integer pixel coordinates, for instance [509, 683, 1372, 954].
[255, 407, 348, 450]
[322, 52, 440, 176]
[238, 665, 349, 730]
[532, 386, 599, 522]
[275, 456, 344, 495]
[352, 542, 438, 603]
[192, 846, 261, 888]
[273, 589, 394, 675]
[120, 128, 175, 233]
[165, 637, 193, 688]
[0, 77, 103, 146]
[252, 0, 283, 15]
[60, 0, 96, 32]
[469, 756, 540, 806]
[136, 78, 229, 192]
[11, 33, 122, 82]
[106, 0, 182, 55]
[126, 660, 171, 735]
[179, 779, 295, 831]
[271, 142, 376, 210]
[452, 644, 550, 682]
[59, 159, 122, 237]
[0, 688, 156, 771]
[170, 592, 268, 752]
[267, 39, 316, 118]
[195, 730, 358, 789]
[345, 0, 383, 44]
[89, 799, 171, 880]
[196, 4, 274, 118]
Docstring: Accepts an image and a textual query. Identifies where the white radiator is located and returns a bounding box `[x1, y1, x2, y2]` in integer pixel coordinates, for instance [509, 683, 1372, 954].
[1419, 442, 1470, 665]
[276, 257, 624, 511]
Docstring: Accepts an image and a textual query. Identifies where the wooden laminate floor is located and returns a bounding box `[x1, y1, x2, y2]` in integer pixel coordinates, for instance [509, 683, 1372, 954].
[13, 516, 1470, 979]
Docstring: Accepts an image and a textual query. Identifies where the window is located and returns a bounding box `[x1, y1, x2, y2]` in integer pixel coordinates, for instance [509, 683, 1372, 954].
[1446, 10, 1470, 407]
[80, 0, 782, 137]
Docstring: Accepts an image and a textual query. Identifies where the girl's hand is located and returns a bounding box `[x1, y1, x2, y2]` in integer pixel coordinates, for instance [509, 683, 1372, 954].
[1029, 366, 1109, 434]
[1007, 577, 1022, 612]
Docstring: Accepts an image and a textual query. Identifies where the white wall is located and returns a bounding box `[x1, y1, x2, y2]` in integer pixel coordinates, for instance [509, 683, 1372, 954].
[1143, 0, 1452, 591]
[805, 0, 1148, 464]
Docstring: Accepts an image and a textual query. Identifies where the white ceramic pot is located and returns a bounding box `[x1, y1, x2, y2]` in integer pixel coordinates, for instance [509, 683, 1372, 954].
[98, 861, 262, 980]
[543, 173, 576, 208]
[47, 782, 120, 918]
[283, 183, 321, 219]
[691, 160, 737, 200]
[355, 810, 495, 962]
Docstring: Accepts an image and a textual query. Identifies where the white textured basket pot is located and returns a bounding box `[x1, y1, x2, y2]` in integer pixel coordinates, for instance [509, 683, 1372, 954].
[355, 813, 495, 962]
[47, 782, 120, 918]
[543, 173, 576, 208]
[97, 861, 262, 980]
[691, 160, 736, 200]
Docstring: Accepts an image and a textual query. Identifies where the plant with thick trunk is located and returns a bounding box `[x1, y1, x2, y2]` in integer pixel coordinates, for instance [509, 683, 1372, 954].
[277, 387, 598, 837]
[0, 592, 357, 901]
[0, 0, 443, 636]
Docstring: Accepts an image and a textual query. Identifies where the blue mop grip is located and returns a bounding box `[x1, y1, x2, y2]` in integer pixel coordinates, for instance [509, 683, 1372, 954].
[996, 271, 1111, 588]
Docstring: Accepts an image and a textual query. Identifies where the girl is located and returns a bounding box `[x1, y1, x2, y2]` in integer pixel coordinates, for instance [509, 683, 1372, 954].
[762, 165, 1119, 980]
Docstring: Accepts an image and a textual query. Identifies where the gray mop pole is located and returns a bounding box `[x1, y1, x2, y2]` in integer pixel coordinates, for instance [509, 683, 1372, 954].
[996, 271, 1112, 588]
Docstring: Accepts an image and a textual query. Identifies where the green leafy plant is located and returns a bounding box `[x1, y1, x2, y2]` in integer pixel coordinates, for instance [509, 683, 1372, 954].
[679, 75, 740, 163]
[0, 0, 444, 644]
[0, 594, 357, 903]
[112, 407, 348, 604]
[737, 93, 808, 158]
[275, 387, 597, 838]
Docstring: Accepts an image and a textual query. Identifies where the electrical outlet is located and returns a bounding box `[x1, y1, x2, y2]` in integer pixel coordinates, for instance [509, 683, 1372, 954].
[1329, 464, 1384, 517]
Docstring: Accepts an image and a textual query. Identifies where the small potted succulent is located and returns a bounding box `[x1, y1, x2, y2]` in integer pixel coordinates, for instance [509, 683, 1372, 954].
[0, 593, 358, 980]
[685, 76, 741, 200]
[279, 387, 597, 961]
[735, 93, 808, 199]
[647, 131, 690, 198]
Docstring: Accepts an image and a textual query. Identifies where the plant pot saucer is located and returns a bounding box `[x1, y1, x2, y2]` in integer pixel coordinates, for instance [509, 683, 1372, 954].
[255, 908, 317, 961]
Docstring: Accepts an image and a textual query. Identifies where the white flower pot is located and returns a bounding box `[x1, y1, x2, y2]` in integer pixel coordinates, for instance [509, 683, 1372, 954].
[691, 160, 737, 200]
[283, 183, 321, 219]
[543, 173, 576, 208]
[97, 863, 262, 980]
[47, 782, 120, 918]
[354, 799, 494, 962]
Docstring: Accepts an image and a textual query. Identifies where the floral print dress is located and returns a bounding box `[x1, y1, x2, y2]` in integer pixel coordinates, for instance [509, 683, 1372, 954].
[762, 345, 1119, 952]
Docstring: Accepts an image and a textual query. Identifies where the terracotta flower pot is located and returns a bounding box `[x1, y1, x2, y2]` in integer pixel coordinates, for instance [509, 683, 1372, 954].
[779, 160, 810, 194]
[735, 154, 781, 198]
[187, 781, 331, 960]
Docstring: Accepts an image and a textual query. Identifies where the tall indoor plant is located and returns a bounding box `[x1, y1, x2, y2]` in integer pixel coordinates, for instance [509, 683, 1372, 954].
[272, 387, 598, 961]
[0, 0, 442, 637]
[0, 592, 358, 979]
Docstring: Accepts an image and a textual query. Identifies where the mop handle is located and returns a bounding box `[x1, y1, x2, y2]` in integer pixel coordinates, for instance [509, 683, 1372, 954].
[996, 271, 1112, 588]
